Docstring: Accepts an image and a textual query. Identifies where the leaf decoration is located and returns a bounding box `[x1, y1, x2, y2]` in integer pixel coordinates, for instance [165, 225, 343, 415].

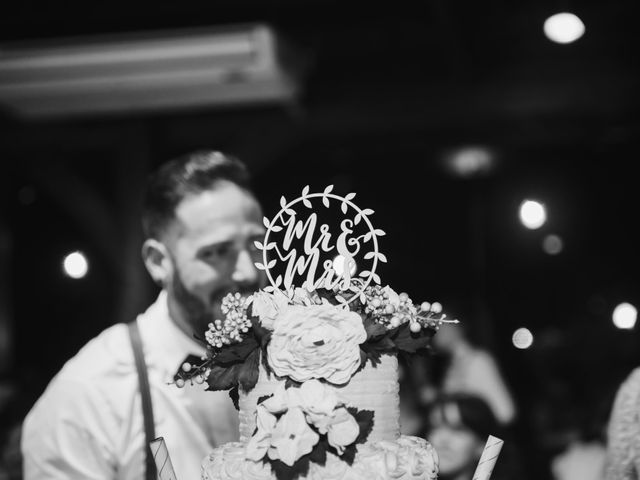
[354, 213, 362, 225]
[322, 195, 330, 208]
[315, 288, 341, 305]
[308, 437, 328, 467]
[255, 262, 266, 270]
[274, 275, 283, 287]
[284, 377, 303, 389]
[254, 240, 264, 250]
[280, 196, 288, 209]
[323, 185, 334, 195]
[238, 348, 260, 392]
[339, 443, 357, 466]
[339, 408, 374, 465]
[268, 456, 312, 480]
[390, 322, 435, 353]
[266, 242, 277, 250]
[372, 273, 381, 284]
[345, 192, 356, 201]
[341, 201, 348, 214]
[364, 251, 375, 260]
[363, 317, 388, 340]
[267, 259, 277, 269]
[377, 253, 388, 263]
[359, 270, 371, 278]
[250, 317, 272, 349]
[302, 185, 310, 196]
[271, 225, 283, 233]
[263, 217, 271, 229]
[360, 338, 395, 366]
[214, 336, 259, 364]
[374, 229, 386, 236]
[349, 407, 374, 444]
[303, 198, 312, 208]
[361, 208, 374, 216]
[363, 232, 373, 242]
[228, 386, 240, 410]
[205, 363, 241, 391]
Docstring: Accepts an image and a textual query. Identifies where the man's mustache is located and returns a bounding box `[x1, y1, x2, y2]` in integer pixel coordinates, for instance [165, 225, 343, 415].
[209, 283, 261, 304]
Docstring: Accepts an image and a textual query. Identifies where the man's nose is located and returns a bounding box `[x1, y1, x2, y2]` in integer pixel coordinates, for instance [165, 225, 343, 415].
[231, 248, 260, 285]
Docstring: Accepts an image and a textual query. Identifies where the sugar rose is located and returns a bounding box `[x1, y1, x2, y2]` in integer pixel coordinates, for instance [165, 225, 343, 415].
[267, 304, 367, 385]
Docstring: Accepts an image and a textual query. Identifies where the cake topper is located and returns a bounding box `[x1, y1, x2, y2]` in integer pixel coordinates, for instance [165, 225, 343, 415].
[254, 185, 386, 305]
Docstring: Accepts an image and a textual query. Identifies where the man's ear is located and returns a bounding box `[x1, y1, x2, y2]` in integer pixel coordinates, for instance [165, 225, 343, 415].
[142, 239, 173, 287]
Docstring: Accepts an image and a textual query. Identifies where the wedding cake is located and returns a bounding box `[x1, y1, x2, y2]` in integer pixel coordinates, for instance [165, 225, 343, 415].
[175, 186, 453, 480]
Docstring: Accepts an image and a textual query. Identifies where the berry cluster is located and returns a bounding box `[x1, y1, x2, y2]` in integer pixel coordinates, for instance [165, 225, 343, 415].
[414, 301, 448, 331]
[363, 285, 396, 318]
[363, 285, 449, 332]
[175, 362, 211, 388]
[204, 293, 252, 348]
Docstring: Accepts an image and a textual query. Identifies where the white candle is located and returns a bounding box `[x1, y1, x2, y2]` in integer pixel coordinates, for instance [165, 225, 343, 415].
[472, 435, 504, 480]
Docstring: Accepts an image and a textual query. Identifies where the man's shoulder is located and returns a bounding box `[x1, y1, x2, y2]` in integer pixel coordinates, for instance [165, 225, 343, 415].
[24, 323, 136, 427]
[57, 322, 134, 382]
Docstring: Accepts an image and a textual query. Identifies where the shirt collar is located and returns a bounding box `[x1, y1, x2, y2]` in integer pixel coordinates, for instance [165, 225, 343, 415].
[137, 290, 207, 380]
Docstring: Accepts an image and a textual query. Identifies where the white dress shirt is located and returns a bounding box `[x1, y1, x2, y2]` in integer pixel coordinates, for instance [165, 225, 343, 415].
[22, 292, 239, 480]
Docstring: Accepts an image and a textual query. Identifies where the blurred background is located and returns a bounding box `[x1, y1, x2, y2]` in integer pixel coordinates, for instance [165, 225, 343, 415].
[1, 0, 639, 478]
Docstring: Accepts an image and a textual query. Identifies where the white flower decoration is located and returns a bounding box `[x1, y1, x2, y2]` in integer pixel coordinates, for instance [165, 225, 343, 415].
[267, 304, 367, 385]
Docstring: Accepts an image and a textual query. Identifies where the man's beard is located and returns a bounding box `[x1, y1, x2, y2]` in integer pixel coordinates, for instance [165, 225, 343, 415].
[171, 271, 221, 340]
[170, 269, 262, 340]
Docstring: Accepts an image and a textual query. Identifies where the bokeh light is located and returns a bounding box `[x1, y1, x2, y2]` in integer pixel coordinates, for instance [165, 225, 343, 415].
[63, 251, 89, 279]
[442, 146, 494, 178]
[519, 200, 547, 230]
[332, 254, 357, 278]
[612, 302, 637, 330]
[542, 234, 563, 255]
[544, 12, 585, 44]
[512, 327, 534, 349]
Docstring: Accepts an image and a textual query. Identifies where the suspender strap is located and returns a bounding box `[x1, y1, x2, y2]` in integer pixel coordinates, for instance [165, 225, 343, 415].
[128, 321, 157, 480]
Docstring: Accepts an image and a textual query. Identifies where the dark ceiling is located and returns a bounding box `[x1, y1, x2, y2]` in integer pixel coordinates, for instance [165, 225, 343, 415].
[2, 0, 639, 130]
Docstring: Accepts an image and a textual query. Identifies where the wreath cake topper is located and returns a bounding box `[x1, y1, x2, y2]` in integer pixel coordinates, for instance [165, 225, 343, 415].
[254, 185, 386, 305]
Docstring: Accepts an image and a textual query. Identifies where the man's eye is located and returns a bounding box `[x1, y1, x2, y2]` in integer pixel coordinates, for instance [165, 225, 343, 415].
[200, 245, 233, 260]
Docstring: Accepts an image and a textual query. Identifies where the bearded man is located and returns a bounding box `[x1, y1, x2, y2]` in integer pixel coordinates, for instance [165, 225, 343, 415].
[22, 151, 266, 480]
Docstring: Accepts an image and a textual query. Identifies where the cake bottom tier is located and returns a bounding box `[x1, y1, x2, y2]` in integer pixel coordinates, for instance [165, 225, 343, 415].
[202, 435, 438, 480]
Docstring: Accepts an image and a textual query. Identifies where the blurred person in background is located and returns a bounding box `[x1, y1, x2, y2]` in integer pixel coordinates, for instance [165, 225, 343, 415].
[604, 368, 640, 479]
[21, 151, 266, 480]
[424, 393, 522, 480]
[423, 322, 516, 426]
[550, 389, 610, 480]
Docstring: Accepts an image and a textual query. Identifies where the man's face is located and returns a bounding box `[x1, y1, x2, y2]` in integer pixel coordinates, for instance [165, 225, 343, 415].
[163, 181, 266, 338]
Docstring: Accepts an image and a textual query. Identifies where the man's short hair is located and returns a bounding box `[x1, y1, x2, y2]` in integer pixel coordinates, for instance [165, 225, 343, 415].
[141, 150, 252, 239]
